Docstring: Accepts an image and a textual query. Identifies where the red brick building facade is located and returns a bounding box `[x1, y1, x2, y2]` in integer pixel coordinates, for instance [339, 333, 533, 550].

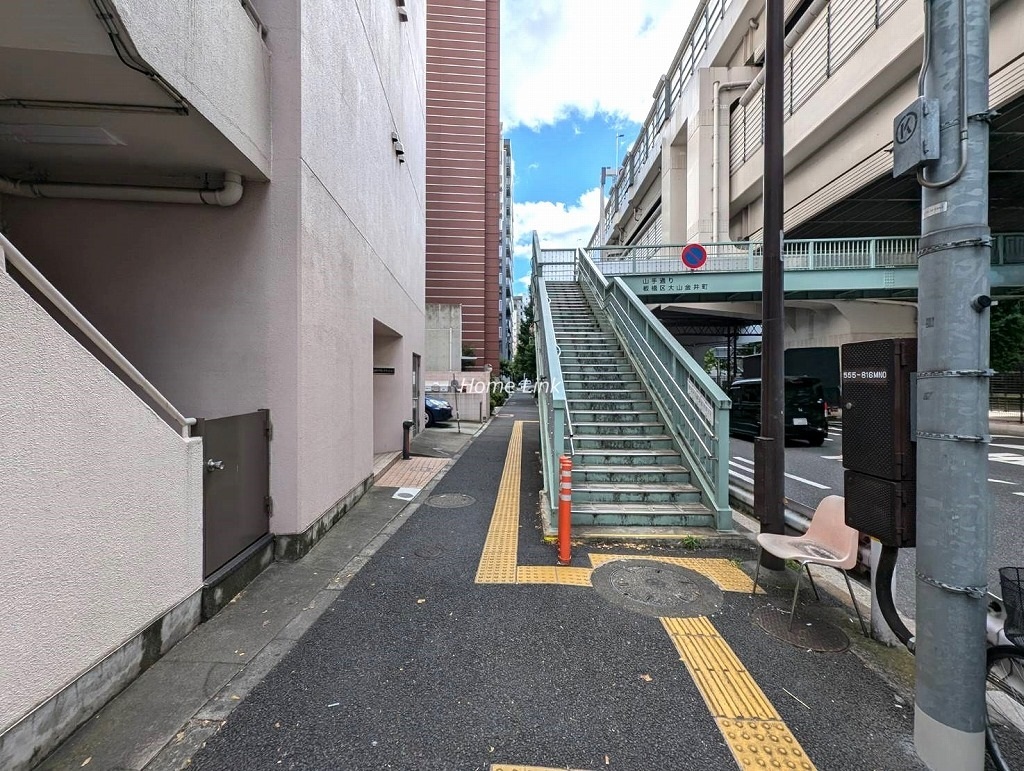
[426, 0, 500, 370]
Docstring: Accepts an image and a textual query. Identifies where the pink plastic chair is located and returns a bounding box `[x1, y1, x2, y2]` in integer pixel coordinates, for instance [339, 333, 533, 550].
[751, 495, 868, 635]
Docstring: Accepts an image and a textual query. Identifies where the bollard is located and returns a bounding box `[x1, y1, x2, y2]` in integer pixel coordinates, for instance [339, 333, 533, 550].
[557, 455, 572, 565]
[402, 420, 414, 460]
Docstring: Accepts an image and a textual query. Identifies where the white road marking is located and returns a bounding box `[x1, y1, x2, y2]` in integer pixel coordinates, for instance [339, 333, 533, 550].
[990, 443, 1024, 451]
[729, 468, 755, 484]
[730, 456, 830, 489]
[990, 479, 1018, 485]
[990, 453, 1024, 466]
[1014, 492, 1024, 498]
[784, 472, 830, 490]
[822, 455, 844, 461]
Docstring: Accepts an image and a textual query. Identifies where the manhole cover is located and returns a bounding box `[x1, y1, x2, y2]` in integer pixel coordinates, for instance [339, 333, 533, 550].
[415, 545, 444, 559]
[591, 560, 723, 618]
[424, 493, 475, 508]
[752, 604, 850, 652]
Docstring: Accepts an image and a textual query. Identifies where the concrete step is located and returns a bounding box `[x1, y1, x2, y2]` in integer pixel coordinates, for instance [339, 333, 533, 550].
[572, 481, 703, 504]
[561, 361, 627, 369]
[575, 434, 676, 451]
[573, 448, 682, 466]
[558, 346, 622, 353]
[568, 399, 655, 412]
[573, 421, 665, 435]
[571, 463, 692, 484]
[562, 379, 642, 390]
[570, 502, 715, 528]
[564, 388, 648, 400]
[562, 369, 636, 377]
[568, 409, 660, 423]
[560, 361, 627, 369]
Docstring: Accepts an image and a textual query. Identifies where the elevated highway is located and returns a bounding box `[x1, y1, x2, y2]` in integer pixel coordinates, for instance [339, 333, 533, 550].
[595, 0, 1024, 298]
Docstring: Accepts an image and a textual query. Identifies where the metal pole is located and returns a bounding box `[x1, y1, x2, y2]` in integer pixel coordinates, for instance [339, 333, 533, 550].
[756, 0, 786, 570]
[557, 456, 572, 565]
[914, 0, 990, 762]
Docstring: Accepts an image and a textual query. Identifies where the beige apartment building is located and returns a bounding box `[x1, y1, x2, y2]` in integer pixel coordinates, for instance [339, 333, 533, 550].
[0, 2, 426, 767]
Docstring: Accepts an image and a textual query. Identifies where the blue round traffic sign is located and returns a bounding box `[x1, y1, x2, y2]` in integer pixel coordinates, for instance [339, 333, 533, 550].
[681, 243, 707, 269]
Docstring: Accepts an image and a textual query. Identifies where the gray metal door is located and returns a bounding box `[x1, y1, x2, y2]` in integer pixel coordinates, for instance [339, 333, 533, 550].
[196, 409, 271, 578]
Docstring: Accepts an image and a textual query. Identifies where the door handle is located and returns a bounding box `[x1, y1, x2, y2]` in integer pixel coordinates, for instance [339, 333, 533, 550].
[206, 459, 225, 472]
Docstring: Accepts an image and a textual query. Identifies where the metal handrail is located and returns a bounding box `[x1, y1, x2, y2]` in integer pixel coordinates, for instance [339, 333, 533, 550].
[532, 232, 573, 516]
[576, 249, 732, 529]
[586, 234, 1024, 275]
[1, 231, 196, 437]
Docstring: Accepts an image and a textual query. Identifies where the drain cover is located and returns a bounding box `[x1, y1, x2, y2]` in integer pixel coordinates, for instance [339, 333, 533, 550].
[414, 544, 444, 560]
[424, 493, 475, 508]
[591, 559, 723, 618]
[752, 605, 850, 652]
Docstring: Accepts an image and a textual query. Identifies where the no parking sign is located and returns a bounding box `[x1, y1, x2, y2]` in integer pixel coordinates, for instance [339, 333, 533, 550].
[681, 243, 707, 269]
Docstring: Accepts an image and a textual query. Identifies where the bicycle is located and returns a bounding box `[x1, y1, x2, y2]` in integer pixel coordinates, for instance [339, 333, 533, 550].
[986, 566, 1024, 770]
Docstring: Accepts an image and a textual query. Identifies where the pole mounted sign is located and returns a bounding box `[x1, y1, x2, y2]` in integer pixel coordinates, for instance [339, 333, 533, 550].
[681, 243, 708, 269]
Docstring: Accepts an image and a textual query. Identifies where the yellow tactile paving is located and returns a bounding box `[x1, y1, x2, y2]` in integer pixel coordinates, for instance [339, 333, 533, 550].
[588, 554, 762, 593]
[716, 719, 815, 771]
[475, 421, 523, 584]
[660, 616, 816, 770]
[515, 565, 559, 584]
[553, 566, 594, 586]
[474, 423, 815, 771]
[515, 565, 594, 586]
[374, 456, 450, 489]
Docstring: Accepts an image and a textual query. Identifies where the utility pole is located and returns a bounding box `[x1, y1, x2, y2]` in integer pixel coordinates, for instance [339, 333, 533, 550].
[755, 0, 786, 569]
[913, 0, 991, 763]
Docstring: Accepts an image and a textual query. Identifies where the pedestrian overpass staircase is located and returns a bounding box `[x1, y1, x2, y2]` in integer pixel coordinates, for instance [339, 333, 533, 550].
[532, 235, 732, 532]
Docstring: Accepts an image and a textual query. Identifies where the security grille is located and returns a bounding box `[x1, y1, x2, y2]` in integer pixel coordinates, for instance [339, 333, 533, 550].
[840, 338, 916, 482]
[845, 471, 916, 547]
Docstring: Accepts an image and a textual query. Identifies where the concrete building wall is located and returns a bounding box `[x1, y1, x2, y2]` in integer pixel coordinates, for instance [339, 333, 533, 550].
[111, 0, 272, 177]
[0, 270, 203, 732]
[0, 3, 426, 741]
[426, 303, 463, 371]
[297, 0, 426, 525]
[785, 300, 918, 349]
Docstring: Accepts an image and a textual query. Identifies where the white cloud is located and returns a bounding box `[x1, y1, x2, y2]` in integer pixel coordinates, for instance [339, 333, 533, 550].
[511, 187, 602, 281]
[501, 0, 698, 129]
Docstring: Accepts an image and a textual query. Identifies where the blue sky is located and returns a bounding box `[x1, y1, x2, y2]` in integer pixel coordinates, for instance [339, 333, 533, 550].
[500, 0, 699, 296]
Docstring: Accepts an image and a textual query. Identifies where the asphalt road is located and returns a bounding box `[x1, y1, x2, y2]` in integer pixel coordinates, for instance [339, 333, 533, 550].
[728, 419, 1024, 621]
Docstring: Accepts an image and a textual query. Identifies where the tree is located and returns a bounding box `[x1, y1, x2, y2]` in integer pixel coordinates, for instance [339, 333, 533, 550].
[511, 301, 536, 381]
[703, 349, 718, 374]
[990, 299, 1024, 372]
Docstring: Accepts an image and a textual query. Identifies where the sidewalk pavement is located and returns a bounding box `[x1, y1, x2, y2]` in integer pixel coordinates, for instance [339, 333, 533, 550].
[40, 395, 931, 771]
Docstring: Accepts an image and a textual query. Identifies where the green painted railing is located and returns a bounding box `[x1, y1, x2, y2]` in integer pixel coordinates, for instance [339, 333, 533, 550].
[531, 233, 572, 518]
[587, 234, 1024, 276]
[532, 235, 733, 527]
[575, 248, 733, 530]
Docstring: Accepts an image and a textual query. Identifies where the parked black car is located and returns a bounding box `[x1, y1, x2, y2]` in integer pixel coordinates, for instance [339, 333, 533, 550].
[727, 375, 829, 446]
[425, 396, 453, 427]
